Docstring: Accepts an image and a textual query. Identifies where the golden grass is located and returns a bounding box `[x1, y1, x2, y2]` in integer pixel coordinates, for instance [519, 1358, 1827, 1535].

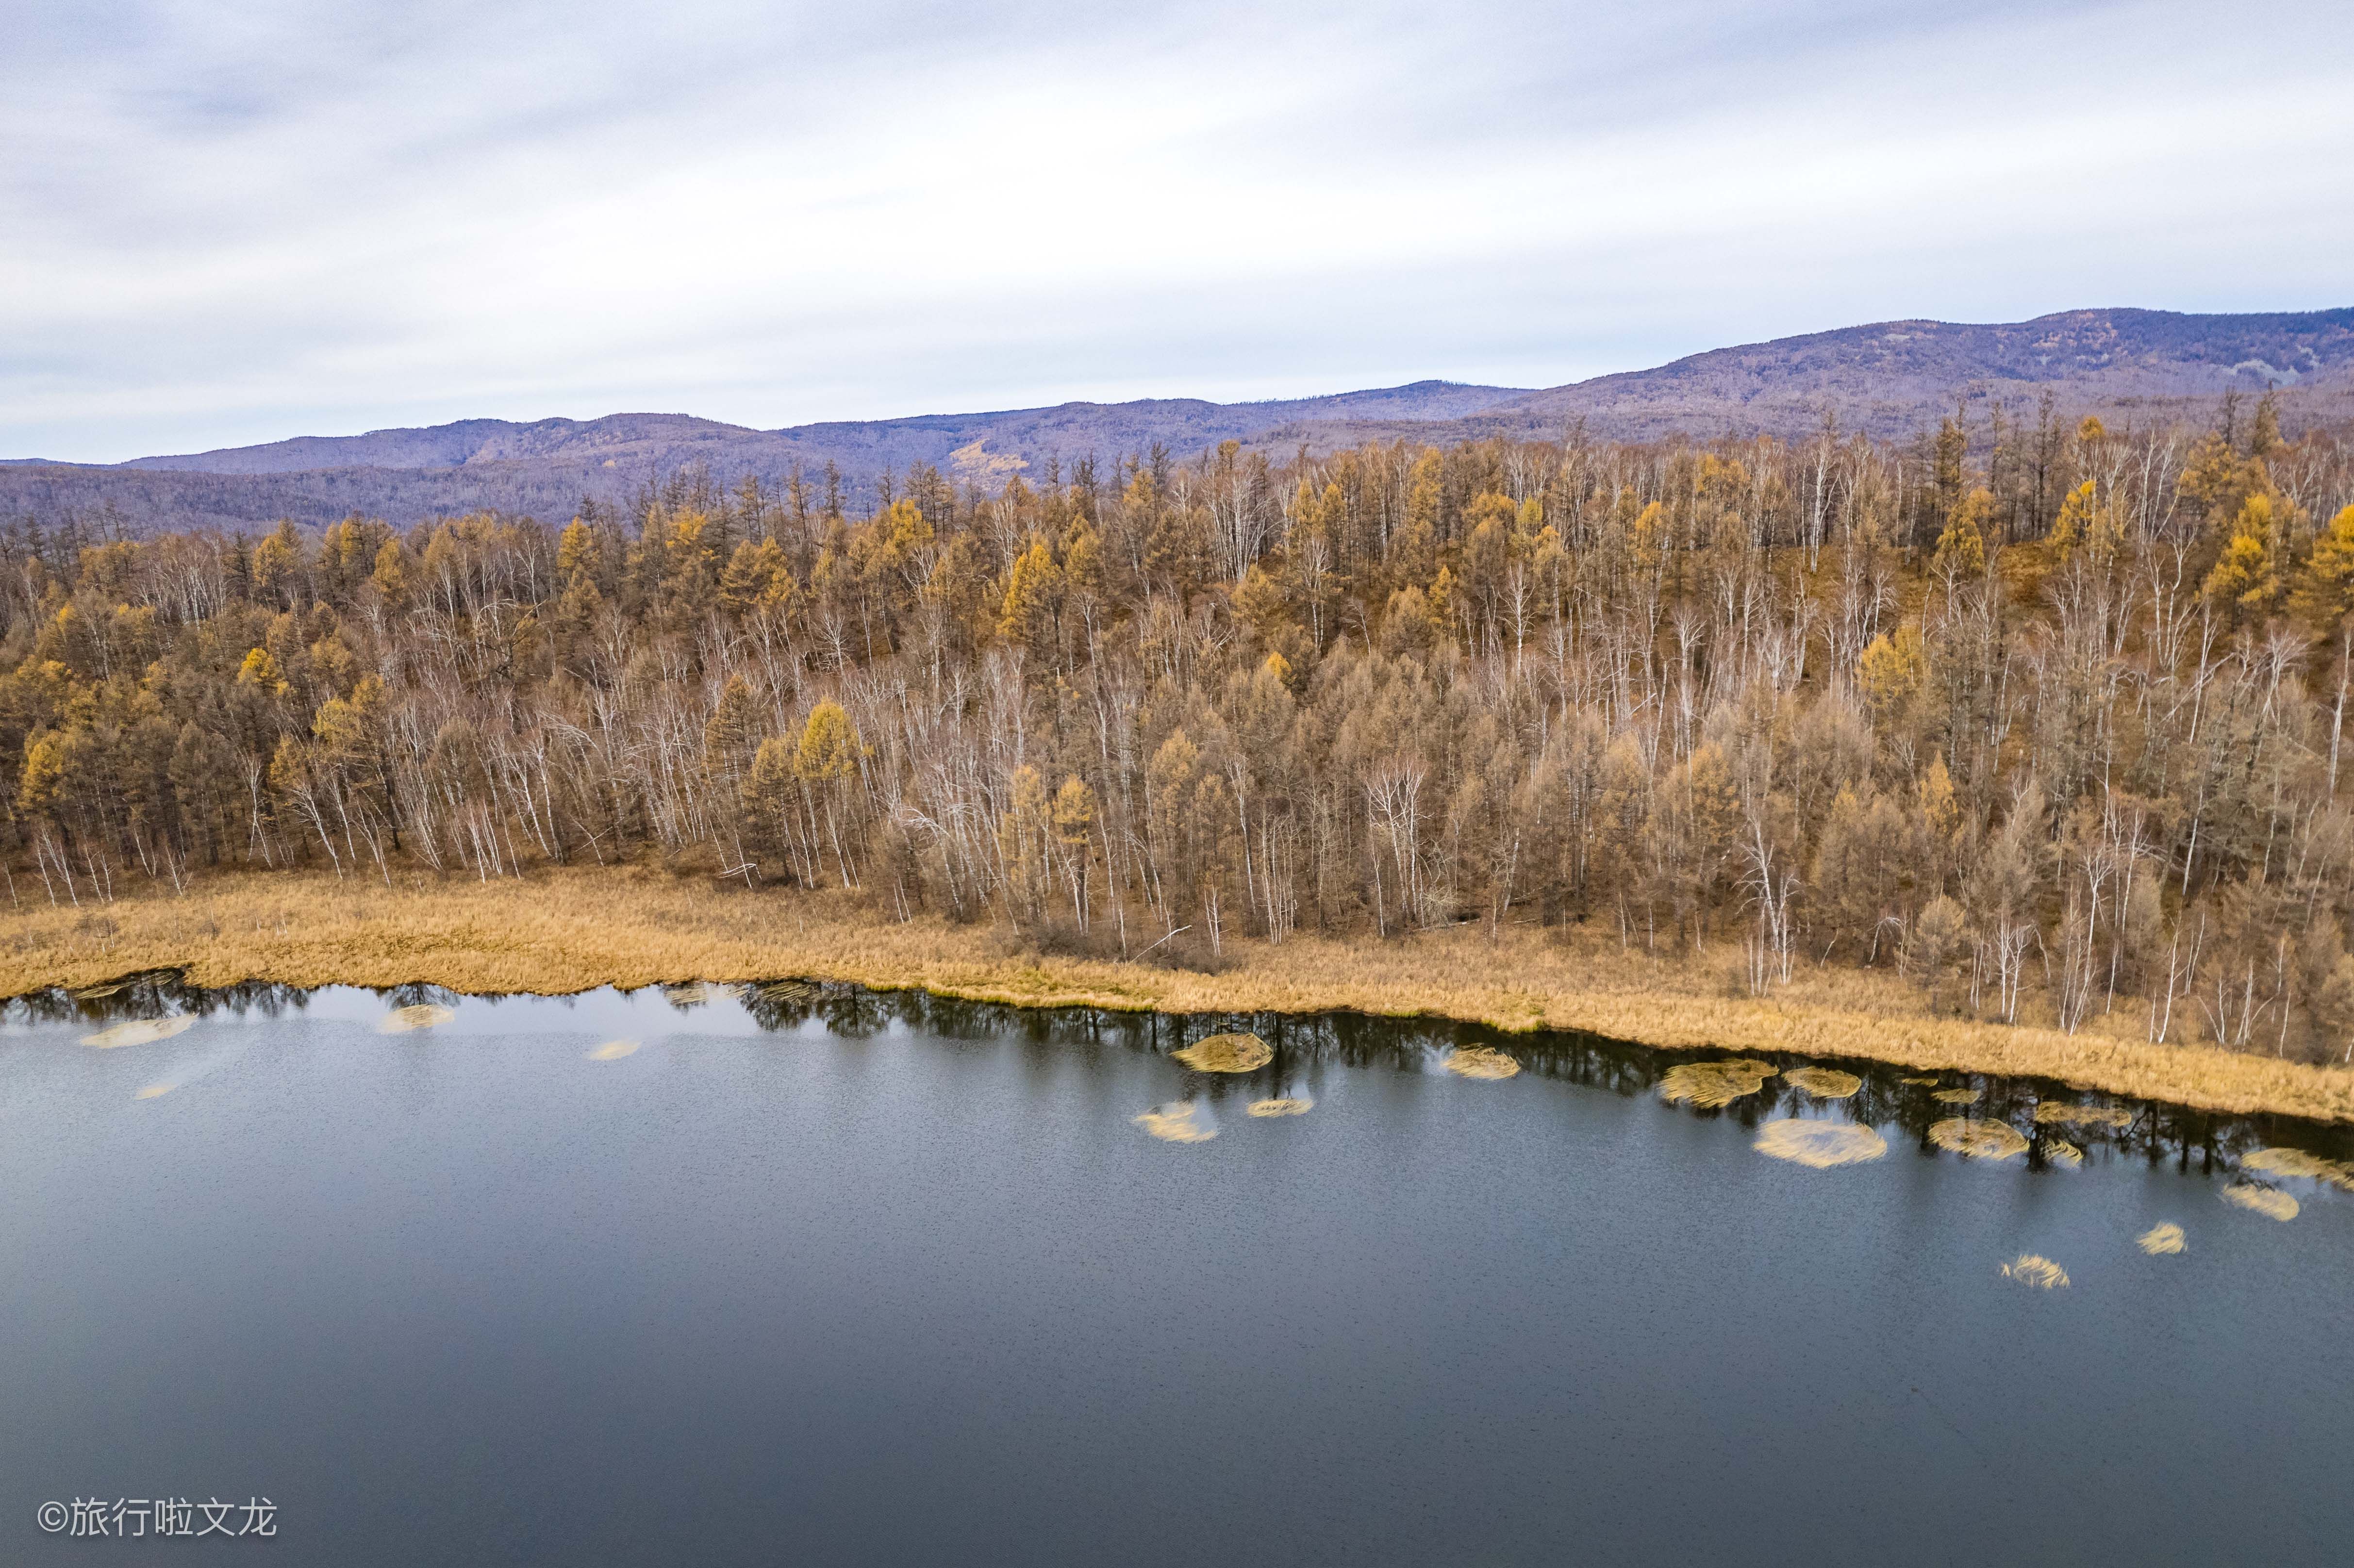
[1660, 1058, 1776, 1107]
[1928, 1118, 2031, 1161]
[1784, 1067, 1861, 1099]
[1134, 1102, 1216, 1143]
[7, 868, 2354, 1123]
[2002, 1254, 2070, 1289]
[80, 1015, 195, 1049]
[1444, 1046, 1522, 1080]
[1246, 1097, 1314, 1117]
[1931, 1086, 1983, 1105]
[378, 1003, 454, 1034]
[1753, 1119, 1887, 1168]
[2136, 1222, 2187, 1256]
[2045, 1140, 2085, 1168]
[1172, 1032, 1273, 1073]
[587, 1039, 640, 1061]
[2220, 1183, 2299, 1221]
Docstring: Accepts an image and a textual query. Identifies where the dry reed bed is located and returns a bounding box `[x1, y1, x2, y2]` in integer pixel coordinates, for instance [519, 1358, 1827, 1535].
[7, 869, 2354, 1124]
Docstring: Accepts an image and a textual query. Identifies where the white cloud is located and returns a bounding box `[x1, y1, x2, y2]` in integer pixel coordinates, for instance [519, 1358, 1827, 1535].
[5, 0, 2350, 459]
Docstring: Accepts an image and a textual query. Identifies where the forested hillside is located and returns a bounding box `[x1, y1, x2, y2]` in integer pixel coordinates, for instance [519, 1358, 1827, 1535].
[6, 394, 2354, 1060]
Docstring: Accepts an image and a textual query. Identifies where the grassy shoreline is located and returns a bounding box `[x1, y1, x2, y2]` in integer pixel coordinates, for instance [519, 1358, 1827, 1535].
[6, 867, 2352, 1124]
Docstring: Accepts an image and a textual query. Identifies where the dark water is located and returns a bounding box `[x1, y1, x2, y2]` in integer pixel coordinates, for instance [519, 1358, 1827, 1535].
[3, 976, 2350, 1566]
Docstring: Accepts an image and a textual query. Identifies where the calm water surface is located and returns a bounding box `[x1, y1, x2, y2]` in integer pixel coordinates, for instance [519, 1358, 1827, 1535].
[3, 976, 2349, 1565]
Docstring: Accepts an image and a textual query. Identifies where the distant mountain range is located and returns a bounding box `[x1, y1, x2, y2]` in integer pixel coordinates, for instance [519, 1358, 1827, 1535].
[9, 306, 2351, 533]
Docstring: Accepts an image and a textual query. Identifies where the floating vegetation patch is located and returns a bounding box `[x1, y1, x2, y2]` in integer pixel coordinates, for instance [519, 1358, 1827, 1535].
[1172, 1032, 1273, 1073]
[1247, 1096, 1314, 1117]
[134, 1082, 176, 1100]
[2044, 1140, 2084, 1168]
[1931, 1086, 1983, 1106]
[2034, 1102, 2135, 1129]
[80, 1016, 195, 1050]
[2241, 1148, 2354, 1189]
[587, 1040, 640, 1061]
[1660, 1059, 1776, 1107]
[2137, 1222, 2187, 1256]
[1445, 1047, 1522, 1080]
[1900, 1075, 1940, 1086]
[1135, 1102, 1217, 1143]
[663, 982, 743, 1007]
[73, 983, 126, 1001]
[378, 1004, 455, 1034]
[2001, 1254, 2070, 1289]
[1928, 1118, 2031, 1161]
[755, 979, 817, 1003]
[2220, 1183, 2299, 1221]
[1754, 1119, 1888, 1168]
[1784, 1067, 1861, 1099]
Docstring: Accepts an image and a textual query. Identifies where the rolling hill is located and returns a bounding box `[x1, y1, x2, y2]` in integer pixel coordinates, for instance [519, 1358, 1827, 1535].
[7, 307, 2349, 533]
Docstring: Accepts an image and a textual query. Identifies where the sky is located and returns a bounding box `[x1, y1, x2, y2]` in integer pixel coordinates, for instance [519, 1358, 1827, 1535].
[6, 0, 2353, 462]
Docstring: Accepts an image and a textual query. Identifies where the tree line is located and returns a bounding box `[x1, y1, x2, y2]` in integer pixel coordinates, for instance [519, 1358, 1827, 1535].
[5, 393, 2354, 1060]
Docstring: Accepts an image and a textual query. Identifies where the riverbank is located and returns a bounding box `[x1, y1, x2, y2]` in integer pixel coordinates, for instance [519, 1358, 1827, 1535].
[6, 867, 2352, 1123]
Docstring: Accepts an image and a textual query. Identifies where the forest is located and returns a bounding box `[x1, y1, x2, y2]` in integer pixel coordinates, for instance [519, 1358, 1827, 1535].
[5, 389, 2354, 1062]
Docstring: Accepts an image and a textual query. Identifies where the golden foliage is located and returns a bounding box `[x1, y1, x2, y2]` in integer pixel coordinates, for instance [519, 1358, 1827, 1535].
[1246, 1097, 1313, 1117]
[1931, 1086, 1983, 1105]
[378, 1004, 454, 1033]
[1445, 1046, 1522, 1080]
[2136, 1222, 2187, 1256]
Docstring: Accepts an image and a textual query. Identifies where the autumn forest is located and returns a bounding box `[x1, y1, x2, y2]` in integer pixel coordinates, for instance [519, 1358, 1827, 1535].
[7, 391, 2354, 1062]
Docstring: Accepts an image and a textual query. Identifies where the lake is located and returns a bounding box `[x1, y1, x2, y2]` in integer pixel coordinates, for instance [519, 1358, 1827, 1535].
[3, 976, 2349, 1565]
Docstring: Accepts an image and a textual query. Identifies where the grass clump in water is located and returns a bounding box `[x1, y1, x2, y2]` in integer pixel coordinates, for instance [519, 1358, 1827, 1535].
[2002, 1254, 2070, 1289]
[1445, 1047, 1522, 1080]
[80, 1016, 195, 1049]
[1135, 1102, 1217, 1143]
[1172, 1032, 1273, 1073]
[2137, 1222, 2187, 1255]
[1660, 1059, 1776, 1107]
[2220, 1182, 2299, 1221]
[587, 1039, 641, 1061]
[1247, 1096, 1314, 1117]
[1928, 1118, 2030, 1161]
[1784, 1067, 1861, 1099]
[1931, 1086, 1983, 1105]
[378, 1004, 454, 1034]
[2034, 1101, 2135, 1129]
[2044, 1140, 2085, 1168]
[2241, 1148, 2354, 1189]
[1754, 1119, 1887, 1167]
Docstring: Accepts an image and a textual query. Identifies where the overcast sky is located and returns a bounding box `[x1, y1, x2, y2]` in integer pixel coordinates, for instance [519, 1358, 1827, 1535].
[6, 0, 2351, 461]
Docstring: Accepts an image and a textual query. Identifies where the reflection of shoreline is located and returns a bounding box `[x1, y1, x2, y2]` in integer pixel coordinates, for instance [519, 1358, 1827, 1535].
[11, 970, 2354, 1179]
[3, 869, 2353, 1125]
